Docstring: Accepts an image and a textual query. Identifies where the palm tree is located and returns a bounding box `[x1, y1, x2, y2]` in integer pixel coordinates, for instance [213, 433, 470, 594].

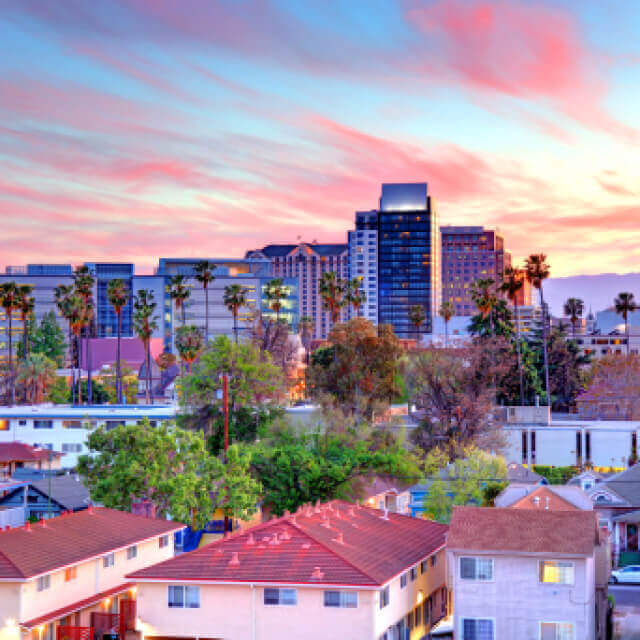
[133, 289, 158, 404]
[471, 278, 499, 336]
[439, 300, 455, 346]
[408, 305, 426, 335]
[194, 261, 216, 343]
[0, 282, 19, 404]
[614, 292, 637, 356]
[223, 284, 248, 344]
[66, 294, 91, 405]
[73, 266, 95, 403]
[563, 297, 584, 339]
[319, 272, 346, 324]
[264, 278, 288, 323]
[345, 278, 366, 317]
[501, 266, 525, 405]
[175, 325, 204, 373]
[17, 285, 35, 360]
[17, 353, 56, 404]
[169, 275, 191, 326]
[54, 284, 75, 403]
[107, 278, 129, 403]
[299, 315, 314, 366]
[525, 253, 551, 406]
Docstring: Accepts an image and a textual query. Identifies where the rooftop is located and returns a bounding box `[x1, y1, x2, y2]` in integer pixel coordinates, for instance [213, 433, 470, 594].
[0, 404, 177, 419]
[0, 442, 64, 464]
[129, 500, 447, 587]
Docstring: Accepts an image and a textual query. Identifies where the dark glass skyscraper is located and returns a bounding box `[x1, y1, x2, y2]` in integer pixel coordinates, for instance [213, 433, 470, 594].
[377, 183, 440, 338]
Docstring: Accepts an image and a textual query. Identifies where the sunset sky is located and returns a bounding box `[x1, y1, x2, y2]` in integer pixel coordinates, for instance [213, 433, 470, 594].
[1, 0, 638, 276]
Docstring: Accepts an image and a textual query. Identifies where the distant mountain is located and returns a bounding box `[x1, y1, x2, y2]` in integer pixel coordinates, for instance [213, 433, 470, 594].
[544, 273, 640, 317]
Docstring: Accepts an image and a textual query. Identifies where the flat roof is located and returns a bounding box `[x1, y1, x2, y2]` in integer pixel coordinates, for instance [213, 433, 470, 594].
[0, 405, 177, 419]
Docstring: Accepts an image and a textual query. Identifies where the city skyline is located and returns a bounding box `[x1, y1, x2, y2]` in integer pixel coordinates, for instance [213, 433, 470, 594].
[1, 1, 639, 277]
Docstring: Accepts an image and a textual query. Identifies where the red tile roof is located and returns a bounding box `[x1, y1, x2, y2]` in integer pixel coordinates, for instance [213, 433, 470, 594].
[447, 506, 599, 556]
[0, 507, 183, 579]
[21, 582, 135, 630]
[129, 500, 447, 587]
[0, 442, 64, 464]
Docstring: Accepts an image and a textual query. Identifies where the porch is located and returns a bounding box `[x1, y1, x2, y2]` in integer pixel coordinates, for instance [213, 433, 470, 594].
[612, 511, 640, 565]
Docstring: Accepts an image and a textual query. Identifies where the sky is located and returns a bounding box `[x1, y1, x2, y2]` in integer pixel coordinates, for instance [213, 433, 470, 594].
[0, 0, 639, 277]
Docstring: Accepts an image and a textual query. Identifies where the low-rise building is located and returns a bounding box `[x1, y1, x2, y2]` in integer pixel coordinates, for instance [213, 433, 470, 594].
[0, 442, 64, 479]
[495, 484, 593, 510]
[129, 500, 449, 640]
[0, 506, 182, 640]
[447, 506, 609, 640]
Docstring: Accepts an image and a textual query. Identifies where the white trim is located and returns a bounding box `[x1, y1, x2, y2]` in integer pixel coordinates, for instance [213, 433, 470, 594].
[538, 560, 575, 586]
[132, 578, 381, 590]
[459, 616, 496, 640]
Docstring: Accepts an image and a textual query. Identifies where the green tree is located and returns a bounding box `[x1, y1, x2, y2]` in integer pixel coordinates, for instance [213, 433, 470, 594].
[46, 376, 70, 404]
[614, 292, 637, 356]
[21, 311, 67, 367]
[133, 289, 158, 404]
[99, 361, 138, 404]
[471, 278, 501, 337]
[496, 340, 544, 407]
[223, 284, 248, 344]
[175, 325, 204, 373]
[408, 305, 426, 335]
[73, 265, 95, 404]
[468, 298, 514, 339]
[564, 297, 584, 339]
[169, 274, 191, 325]
[77, 421, 261, 528]
[16, 353, 57, 404]
[107, 278, 129, 403]
[319, 271, 346, 324]
[439, 301, 455, 346]
[422, 446, 508, 523]
[264, 278, 287, 323]
[66, 293, 92, 405]
[345, 278, 366, 317]
[0, 281, 20, 404]
[194, 261, 216, 343]
[70, 378, 111, 404]
[501, 266, 526, 404]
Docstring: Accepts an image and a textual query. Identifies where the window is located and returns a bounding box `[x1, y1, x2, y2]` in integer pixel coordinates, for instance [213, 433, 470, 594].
[0, 419, 9, 431]
[34, 420, 53, 429]
[539, 561, 574, 585]
[379, 586, 390, 609]
[37, 575, 51, 591]
[103, 553, 115, 568]
[400, 573, 408, 588]
[323, 591, 357, 608]
[126, 545, 137, 560]
[168, 585, 200, 608]
[462, 618, 494, 640]
[460, 557, 493, 581]
[264, 588, 297, 606]
[159, 535, 169, 548]
[420, 560, 428, 574]
[431, 554, 438, 567]
[64, 566, 77, 582]
[540, 622, 574, 640]
[410, 566, 417, 581]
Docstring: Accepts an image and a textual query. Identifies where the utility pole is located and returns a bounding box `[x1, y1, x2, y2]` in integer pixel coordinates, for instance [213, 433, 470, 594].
[223, 372, 230, 534]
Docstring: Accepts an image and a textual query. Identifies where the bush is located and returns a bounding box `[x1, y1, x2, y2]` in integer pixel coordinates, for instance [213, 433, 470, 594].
[532, 465, 579, 485]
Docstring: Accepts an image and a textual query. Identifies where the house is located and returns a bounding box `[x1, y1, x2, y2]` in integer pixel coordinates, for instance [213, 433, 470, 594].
[128, 500, 449, 640]
[567, 470, 610, 493]
[353, 477, 412, 514]
[0, 506, 182, 640]
[505, 461, 547, 485]
[495, 484, 593, 510]
[0, 442, 64, 479]
[446, 506, 609, 640]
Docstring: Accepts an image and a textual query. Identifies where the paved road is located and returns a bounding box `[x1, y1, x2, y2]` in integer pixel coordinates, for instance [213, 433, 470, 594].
[611, 584, 640, 608]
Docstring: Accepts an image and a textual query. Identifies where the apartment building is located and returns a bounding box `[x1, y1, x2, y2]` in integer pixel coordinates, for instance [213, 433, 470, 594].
[348, 210, 379, 325]
[447, 506, 608, 640]
[0, 506, 181, 640]
[129, 500, 449, 640]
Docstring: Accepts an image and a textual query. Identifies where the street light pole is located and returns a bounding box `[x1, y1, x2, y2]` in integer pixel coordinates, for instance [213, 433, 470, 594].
[223, 372, 230, 534]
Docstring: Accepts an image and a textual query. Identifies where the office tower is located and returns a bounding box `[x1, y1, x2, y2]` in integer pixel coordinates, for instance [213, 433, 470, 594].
[85, 263, 135, 338]
[377, 183, 440, 338]
[440, 226, 512, 316]
[348, 210, 378, 325]
[246, 243, 349, 340]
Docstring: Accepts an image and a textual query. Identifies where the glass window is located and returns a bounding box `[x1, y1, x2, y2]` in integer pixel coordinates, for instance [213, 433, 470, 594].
[37, 575, 51, 591]
[103, 553, 115, 568]
[0, 419, 9, 431]
[34, 420, 53, 429]
[159, 535, 169, 548]
[64, 566, 77, 582]
[379, 586, 390, 609]
[539, 561, 574, 585]
[127, 545, 137, 560]
[462, 618, 494, 640]
[410, 567, 417, 581]
[168, 585, 184, 608]
[540, 622, 574, 640]
[460, 557, 493, 581]
[264, 588, 297, 605]
[185, 586, 200, 608]
[323, 591, 357, 608]
[400, 573, 408, 588]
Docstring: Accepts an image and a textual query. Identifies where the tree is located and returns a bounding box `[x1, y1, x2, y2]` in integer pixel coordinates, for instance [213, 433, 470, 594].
[299, 315, 314, 367]
[495, 340, 544, 407]
[77, 421, 261, 529]
[307, 318, 403, 421]
[421, 446, 507, 523]
[169, 274, 190, 326]
[99, 361, 137, 404]
[245, 309, 299, 377]
[0, 282, 19, 404]
[16, 353, 57, 404]
[194, 261, 216, 343]
[54, 284, 76, 402]
[66, 293, 92, 405]
[439, 301, 455, 346]
[20, 311, 67, 367]
[409, 305, 426, 335]
[107, 278, 129, 403]
[223, 284, 248, 344]
[471, 278, 500, 337]
[264, 278, 287, 323]
[525, 253, 551, 406]
[73, 265, 95, 404]
[319, 271, 346, 324]
[614, 292, 637, 356]
[468, 298, 514, 339]
[17, 285, 35, 360]
[175, 325, 204, 373]
[345, 278, 366, 317]
[564, 297, 584, 339]
[501, 266, 526, 404]
[133, 289, 158, 404]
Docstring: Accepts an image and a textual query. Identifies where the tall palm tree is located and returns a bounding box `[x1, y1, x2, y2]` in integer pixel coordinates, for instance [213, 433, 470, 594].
[408, 305, 426, 335]
[54, 284, 75, 403]
[439, 300, 455, 347]
[614, 292, 637, 356]
[319, 272, 346, 324]
[264, 278, 288, 323]
[299, 315, 314, 366]
[0, 282, 19, 405]
[471, 278, 499, 336]
[525, 253, 551, 406]
[17, 285, 35, 360]
[223, 284, 248, 344]
[194, 261, 216, 342]
[563, 297, 584, 339]
[73, 266, 95, 403]
[66, 294, 91, 405]
[133, 289, 158, 405]
[169, 275, 191, 326]
[107, 278, 129, 403]
[501, 266, 525, 405]
[345, 278, 366, 317]
[175, 325, 204, 373]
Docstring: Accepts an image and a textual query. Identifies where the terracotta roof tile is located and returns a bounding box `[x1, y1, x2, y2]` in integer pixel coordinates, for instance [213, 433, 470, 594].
[130, 501, 447, 586]
[0, 442, 63, 464]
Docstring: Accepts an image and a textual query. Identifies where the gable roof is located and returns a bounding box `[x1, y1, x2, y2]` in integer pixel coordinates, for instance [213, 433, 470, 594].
[495, 484, 593, 510]
[255, 245, 297, 258]
[0, 442, 63, 464]
[129, 500, 447, 587]
[447, 506, 599, 556]
[506, 462, 545, 485]
[0, 507, 182, 579]
[602, 464, 640, 507]
[30, 476, 91, 511]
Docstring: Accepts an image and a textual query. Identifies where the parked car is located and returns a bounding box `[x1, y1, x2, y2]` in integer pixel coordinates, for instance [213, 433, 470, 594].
[610, 565, 640, 583]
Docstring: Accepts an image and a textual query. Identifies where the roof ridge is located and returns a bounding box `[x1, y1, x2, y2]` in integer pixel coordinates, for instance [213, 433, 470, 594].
[0, 548, 25, 579]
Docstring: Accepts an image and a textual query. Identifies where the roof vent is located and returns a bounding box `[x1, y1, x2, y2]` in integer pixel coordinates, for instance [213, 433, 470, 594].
[280, 529, 291, 541]
[228, 552, 240, 567]
[348, 507, 356, 517]
[269, 534, 280, 546]
[283, 510, 291, 517]
[301, 542, 311, 549]
[25, 521, 31, 532]
[87, 505, 94, 515]
[333, 532, 344, 545]
[380, 509, 389, 521]
[311, 566, 324, 579]
[321, 518, 331, 529]
[334, 509, 342, 520]
[40, 518, 47, 528]
[246, 533, 256, 546]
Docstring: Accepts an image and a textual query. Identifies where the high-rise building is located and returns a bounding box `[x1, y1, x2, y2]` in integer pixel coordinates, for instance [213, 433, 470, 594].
[348, 210, 378, 325]
[85, 263, 135, 338]
[440, 226, 512, 316]
[377, 183, 440, 338]
[246, 243, 349, 340]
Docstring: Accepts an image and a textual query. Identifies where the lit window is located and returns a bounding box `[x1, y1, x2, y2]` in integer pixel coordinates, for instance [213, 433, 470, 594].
[323, 591, 357, 608]
[539, 561, 574, 585]
[37, 575, 51, 591]
[64, 567, 77, 582]
[460, 557, 493, 581]
[264, 588, 297, 606]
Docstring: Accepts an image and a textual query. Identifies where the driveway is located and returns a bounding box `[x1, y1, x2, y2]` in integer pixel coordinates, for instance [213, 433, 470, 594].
[611, 585, 640, 639]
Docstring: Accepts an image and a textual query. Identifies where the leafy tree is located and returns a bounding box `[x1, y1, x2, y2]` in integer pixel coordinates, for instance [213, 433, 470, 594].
[422, 446, 507, 523]
[194, 260, 216, 342]
[99, 361, 138, 404]
[469, 297, 514, 339]
[439, 301, 454, 346]
[169, 274, 191, 325]
[69, 378, 111, 404]
[319, 271, 346, 324]
[78, 421, 261, 528]
[614, 292, 637, 356]
[532, 465, 579, 485]
[107, 278, 129, 403]
[245, 309, 298, 377]
[175, 325, 204, 373]
[345, 278, 366, 317]
[54, 284, 76, 399]
[264, 278, 288, 323]
[307, 318, 403, 421]
[156, 351, 176, 371]
[19, 311, 67, 367]
[408, 305, 426, 334]
[223, 284, 248, 344]
[17, 285, 35, 359]
[496, 340, 544, 407]
[73, 265, 95, 405]
[46, 376, 70, 404]
[16, 353, 57, 404]
[66, 293, 92, 405]
[298, 315, 314, 366]
[0, 281, 20, 404]
[564, 297, 584, 339]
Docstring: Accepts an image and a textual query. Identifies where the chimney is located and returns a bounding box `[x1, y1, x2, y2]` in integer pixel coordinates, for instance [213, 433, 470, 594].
[228, 552, 240, 566]
[380, 509, 389, 521]
[87, 505, 94, 515]
[25, 521, 31, 532]
[246, 533, 256, 546]
[224, 531, 231, 540]
[284, 510, 291, 517]
[311, 566, 324, 579]
[545, 496, 550, 510]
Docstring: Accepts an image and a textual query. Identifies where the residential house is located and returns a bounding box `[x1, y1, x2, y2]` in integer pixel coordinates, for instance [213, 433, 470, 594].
[0, 443, 64, 479]
[129, 500, 449, 640]
[505, 461, 547, 485]
[0, 506, 182, 640]
[567, 470, 610, 493]
[355, 477, 411, 514]
[495, 484, 593, 511]
[446, 507, 609, 640]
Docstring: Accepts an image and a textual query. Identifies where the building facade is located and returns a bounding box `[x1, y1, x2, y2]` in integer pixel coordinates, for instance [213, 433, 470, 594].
[348, 210, 379, 325]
